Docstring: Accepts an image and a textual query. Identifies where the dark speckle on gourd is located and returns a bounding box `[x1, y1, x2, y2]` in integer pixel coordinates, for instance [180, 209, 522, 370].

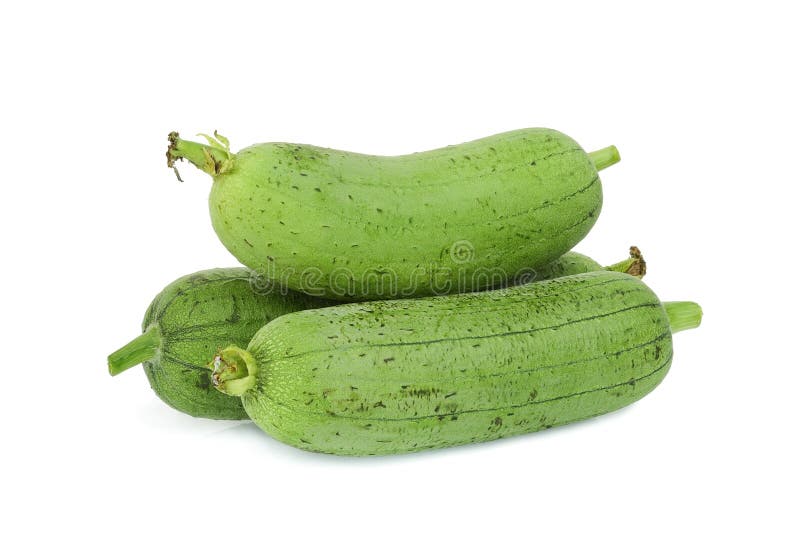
[191, 128, 615, 300]
[196, 371, 212, 391]
[217, 271, 697, 455]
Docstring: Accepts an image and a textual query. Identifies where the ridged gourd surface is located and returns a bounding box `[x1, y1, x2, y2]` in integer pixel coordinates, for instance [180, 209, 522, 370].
[141, 269, 327, 419]
[242, 271, 672, 455]
[210, 128, 602, 300]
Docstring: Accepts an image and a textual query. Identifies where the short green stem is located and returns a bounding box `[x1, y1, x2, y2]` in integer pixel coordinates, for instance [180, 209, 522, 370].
[604, 246, 646, 278]
[664, 301, 703, 333]
[588, 145, 620, 171]
[166, 131, 231, 181]
[107, 325, 162, 376]
[209, 345, 258, 397]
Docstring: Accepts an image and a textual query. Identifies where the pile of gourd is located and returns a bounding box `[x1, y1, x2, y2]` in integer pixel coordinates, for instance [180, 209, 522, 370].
[108, 128, 701, 456]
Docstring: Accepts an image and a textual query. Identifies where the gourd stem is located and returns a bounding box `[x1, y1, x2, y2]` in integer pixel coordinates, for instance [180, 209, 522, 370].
[107, 325, 161, 376]
[604, 246, 646, 278]
[588, 145, 620, 171]
[663, 301, 703, 333]
[166, 132, 229, 180]
[209, 345, 258, 397]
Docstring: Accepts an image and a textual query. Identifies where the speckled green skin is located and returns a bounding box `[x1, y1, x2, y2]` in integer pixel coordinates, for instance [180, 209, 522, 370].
[140, 268, 332, 419]
[208, 128, 604, 300]
[239, 271, 673, 455]
[531, 251, 602, 281]
[112, 253, 606, 419]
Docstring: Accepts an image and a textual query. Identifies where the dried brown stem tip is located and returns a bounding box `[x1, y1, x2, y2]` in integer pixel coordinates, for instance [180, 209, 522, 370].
[625, 246, 646, 277]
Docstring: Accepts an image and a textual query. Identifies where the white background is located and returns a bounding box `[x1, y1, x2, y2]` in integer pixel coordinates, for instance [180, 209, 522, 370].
[1, 1, 797, 532]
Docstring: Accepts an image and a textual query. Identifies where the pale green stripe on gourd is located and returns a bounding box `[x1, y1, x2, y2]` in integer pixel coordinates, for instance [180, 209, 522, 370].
[167, 128, 620, 300]
[211, 271, 699, 455]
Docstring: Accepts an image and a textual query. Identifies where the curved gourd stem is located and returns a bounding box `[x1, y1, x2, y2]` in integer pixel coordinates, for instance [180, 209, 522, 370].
[209, 345, 258, 396]
[663, 301, 703, 333]
[107, 325, 162, 376]
[588, 145, 621, 171]
[604, 246, 647, 278]
[166, 131, 232, 181]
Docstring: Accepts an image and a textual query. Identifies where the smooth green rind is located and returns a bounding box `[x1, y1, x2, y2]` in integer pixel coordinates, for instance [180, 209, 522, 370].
[122, 268, 332, 419]
[531, 251, 603, 281]
[174, 128, 614, 301]
[232, 271, 688, 455]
